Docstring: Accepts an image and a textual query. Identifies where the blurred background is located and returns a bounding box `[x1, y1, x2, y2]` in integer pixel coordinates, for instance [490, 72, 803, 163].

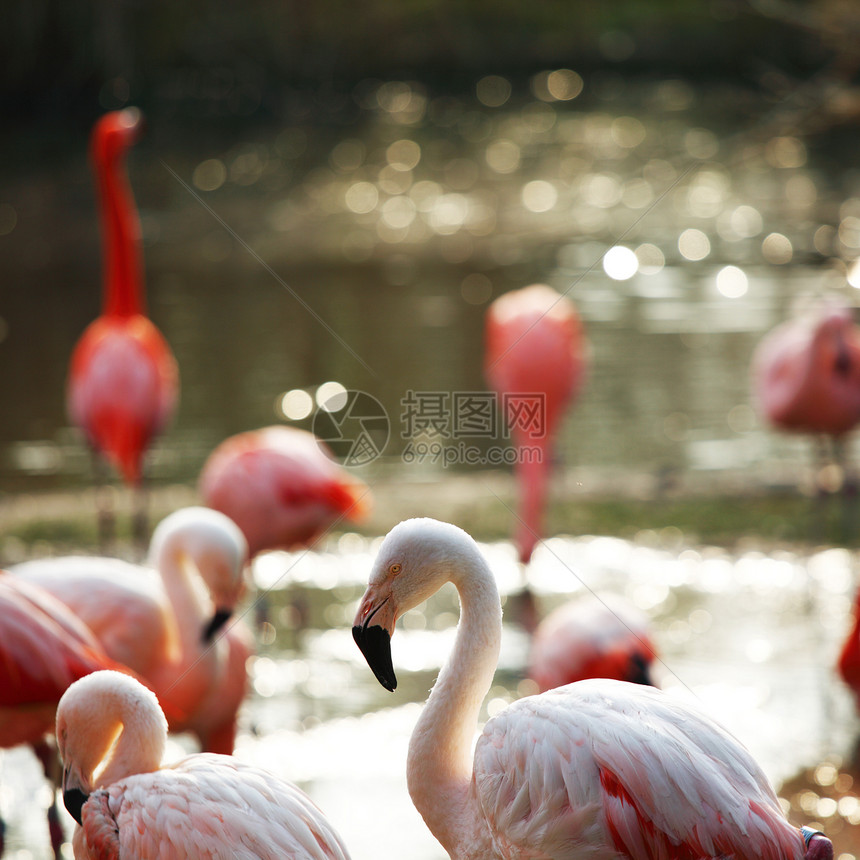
[3, 0, 860, 533]
[4, 1, 860, 857]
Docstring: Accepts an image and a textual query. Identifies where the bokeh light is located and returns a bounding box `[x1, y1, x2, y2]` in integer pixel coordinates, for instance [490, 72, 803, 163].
[278, 389, 314, 421]
[316, 381, 348, 412]
[603, 246, 639, 280]
[715, 265, 748, 298]
[678, 228, 711, 261]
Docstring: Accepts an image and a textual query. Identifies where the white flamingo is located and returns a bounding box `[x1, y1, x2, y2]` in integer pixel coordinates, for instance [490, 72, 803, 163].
[352, 518, 832, 860]
[14, 506, 251, 753]
[57, 670, 351, 859]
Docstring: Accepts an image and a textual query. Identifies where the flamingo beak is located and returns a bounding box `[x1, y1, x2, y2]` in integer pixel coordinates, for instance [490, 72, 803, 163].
[62, 766, 88, 826]
[202, 608, 232, 643]
[352, 594, 397, 691]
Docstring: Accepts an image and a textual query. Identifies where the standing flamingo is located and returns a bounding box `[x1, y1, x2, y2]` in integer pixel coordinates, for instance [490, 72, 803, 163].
[199, 425, 371, 558]
[484, 284, 587, 567]
[527, 592, 658, 692]
[751, 296, 860, 536]
[352, 518, 832, 860]
[57, 670, 352, 859]
[0, 574, 128, 858]
[13, 507, 250, 755]
[68, 108, 179, 545]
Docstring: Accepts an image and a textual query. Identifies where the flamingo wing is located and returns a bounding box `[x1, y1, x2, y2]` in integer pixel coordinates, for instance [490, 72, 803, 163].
[472, 680, 803, 860]
[199, 426, 370, 555]
[78, 755, 352, 860]
[0, 575, 113, 707]
[12, 557, 172, 675]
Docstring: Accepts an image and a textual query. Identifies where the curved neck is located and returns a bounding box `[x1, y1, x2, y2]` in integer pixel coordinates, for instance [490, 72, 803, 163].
[406, 555, 502, 856]
[158, 551, 209, 660]
[93, 143, 144, 318]
[94, 699, 165, 787]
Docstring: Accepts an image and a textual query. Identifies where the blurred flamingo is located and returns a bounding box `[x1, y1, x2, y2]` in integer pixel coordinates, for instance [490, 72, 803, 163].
[13, 507, 250, 755]
[751, 296, 860, 535]
[0, 574, 129, 858]
[67, 108, 179, 546]
[527, 592, 658, 692]
[352, 517, 832, 860]
[57, 670, 352, 859]
[199, 425, 371, 558]
[837, 584, 860, 712]
[484, 284, 587, 567]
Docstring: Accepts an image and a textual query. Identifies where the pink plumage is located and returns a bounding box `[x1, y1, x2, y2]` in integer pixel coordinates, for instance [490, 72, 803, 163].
[68, 108, 178, 486]
[527, 594, 657, 692]
[15, 507, 250, 754]
[58, 671, 352, 860]
[751, 297, 860, 437]
[199, 425, 371, 557]
[352, 518, 831, 860]
[485, 284, 587, 564]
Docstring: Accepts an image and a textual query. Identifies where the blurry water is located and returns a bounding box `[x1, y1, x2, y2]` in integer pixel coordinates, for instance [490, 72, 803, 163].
[2, 77, 860, 495]
[2, 530, 858, 859]
[4, 74, 860, 857]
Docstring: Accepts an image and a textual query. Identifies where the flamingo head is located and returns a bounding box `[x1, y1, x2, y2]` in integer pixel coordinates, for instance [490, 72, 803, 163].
[352, 518, 482, 691]
[91, 108, 143, 166]
[149, 507, 249, 643]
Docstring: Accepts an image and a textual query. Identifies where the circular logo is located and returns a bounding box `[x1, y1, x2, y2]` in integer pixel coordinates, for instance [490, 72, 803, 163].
[312, 389, 390, 466]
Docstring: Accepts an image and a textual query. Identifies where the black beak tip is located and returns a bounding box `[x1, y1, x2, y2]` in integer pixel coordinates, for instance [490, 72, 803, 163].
[352, 624, 397, 692]
[203, 608, 232, 643]
[63, 788, 87, 825]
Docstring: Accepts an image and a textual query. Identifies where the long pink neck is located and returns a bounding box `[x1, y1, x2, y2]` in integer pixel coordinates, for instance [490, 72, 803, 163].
[93, 136, 144, 318]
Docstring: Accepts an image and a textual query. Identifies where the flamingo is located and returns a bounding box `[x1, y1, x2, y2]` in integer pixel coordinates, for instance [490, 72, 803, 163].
[526, 592, 658, 692]
[484, 284, 587, 567]
[352, 518, 832, 860]
[0, 573, 129, 858]
[57, 670, 352, 859]
[751, 295, 860, 536]
[13, 506, 250, 755]
[68, 107, 179, 545]
[199, 425, 371, 558]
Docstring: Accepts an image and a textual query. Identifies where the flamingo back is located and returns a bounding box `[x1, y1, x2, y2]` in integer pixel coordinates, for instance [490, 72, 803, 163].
[751, 302, 860, 436]
[485, 284, 587, 442]
[75, 754, 352, 860]
[199, 426, 371, 556]
[471, 680, 804, 860]
[67, 314, 178, 483]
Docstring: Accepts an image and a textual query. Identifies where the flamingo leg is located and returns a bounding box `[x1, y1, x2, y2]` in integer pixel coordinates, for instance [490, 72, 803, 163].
[91, 449, 115, 551]
[132, 475, 150, 552]
[835, 437, 858, 542]
[31, 740, 64, 859]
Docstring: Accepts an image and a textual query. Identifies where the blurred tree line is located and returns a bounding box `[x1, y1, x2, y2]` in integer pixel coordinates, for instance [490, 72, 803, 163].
[3, 0, 854, 128]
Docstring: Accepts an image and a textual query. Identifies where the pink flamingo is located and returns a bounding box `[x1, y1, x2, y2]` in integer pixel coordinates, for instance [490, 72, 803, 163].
[751, 296, 860, 534]
[67, 108, 179, 544]
[527, 593, 658, 692]
[14, 507, 250, 755]
[57, 670, 352, 859]
[352, 518, 832, 860]
[199, 425, 371, 558]
[484, 284, 587, 567]
[0, 574, 128, 858]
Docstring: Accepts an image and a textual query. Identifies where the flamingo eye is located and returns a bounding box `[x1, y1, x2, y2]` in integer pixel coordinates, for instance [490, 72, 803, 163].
[389, 563, 402, 576]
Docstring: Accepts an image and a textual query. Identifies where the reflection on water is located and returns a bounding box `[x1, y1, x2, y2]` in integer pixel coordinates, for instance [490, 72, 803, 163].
[2, 76, 860, 495]
[2, 530, 860, 859]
